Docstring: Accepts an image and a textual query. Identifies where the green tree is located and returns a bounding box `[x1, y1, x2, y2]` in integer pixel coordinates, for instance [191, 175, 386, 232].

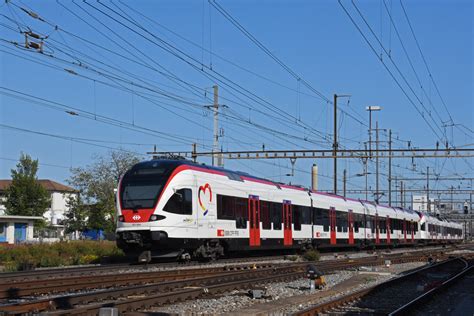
[4, 154, 50, 224]
[63, 194, 88, 239]
[68, 150, 140, 234]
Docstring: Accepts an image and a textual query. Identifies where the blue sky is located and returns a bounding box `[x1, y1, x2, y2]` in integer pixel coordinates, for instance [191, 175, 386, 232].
[0, 0, 472, 205]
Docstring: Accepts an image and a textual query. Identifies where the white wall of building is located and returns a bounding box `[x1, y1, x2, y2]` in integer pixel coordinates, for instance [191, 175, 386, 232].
[44, 192, 76, 225]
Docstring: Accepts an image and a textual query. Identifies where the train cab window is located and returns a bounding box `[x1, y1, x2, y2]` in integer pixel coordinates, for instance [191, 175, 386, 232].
[261, 201, 271, 230]
[271, 202, 282, 230]
[235, 197, 248, 229]
[292, 206, 302, 231]
[163, 189, 192, 215]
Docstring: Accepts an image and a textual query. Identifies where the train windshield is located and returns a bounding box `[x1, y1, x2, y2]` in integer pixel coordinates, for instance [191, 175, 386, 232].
[120, 162, 175, 209]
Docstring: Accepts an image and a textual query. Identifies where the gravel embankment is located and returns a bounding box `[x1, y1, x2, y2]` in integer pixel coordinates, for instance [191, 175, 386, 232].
[147, 261, 426, 315]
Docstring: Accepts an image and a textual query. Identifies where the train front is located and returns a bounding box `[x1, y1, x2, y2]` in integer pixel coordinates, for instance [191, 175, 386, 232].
[115, 159, 183, 258]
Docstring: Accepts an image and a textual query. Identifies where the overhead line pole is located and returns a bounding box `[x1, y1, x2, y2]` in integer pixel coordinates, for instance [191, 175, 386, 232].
[212, 85, 219, 167]
[388, 129, 392, 206]
[375, 121, 380, 204]
[333, 94, 351, 194]
[333, 94, 337, 194]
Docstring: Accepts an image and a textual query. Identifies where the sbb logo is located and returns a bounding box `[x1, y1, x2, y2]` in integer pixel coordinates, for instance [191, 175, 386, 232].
[132, 214, 141, 221]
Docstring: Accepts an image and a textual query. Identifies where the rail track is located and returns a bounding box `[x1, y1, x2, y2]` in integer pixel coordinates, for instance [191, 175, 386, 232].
[0, 243, 462, 284]
[0, 247, 451, 300]
[0, 247, 460, 315]
[389, 260, 474, 315]
[295, 256, 472, 315]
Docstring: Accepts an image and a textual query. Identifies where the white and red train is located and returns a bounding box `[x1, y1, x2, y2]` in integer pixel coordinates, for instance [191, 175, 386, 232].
[115, 159, 463, 260]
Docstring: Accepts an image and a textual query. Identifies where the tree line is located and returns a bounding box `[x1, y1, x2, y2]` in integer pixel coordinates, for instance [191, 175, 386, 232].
[3, 151, 140, 237]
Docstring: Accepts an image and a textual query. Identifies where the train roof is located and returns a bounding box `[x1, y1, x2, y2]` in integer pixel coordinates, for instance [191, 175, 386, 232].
[139, 159, 452, 224]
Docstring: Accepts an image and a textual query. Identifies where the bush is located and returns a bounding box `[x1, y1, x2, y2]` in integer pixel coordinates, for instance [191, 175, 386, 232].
[303, 249, 320, 262]
[0, 241, 124, 271]
[285, 255, 299, 261]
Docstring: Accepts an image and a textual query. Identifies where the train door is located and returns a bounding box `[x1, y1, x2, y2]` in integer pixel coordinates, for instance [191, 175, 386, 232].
[283, 200, 292, 246]
[348, 210, 354, 245]
[410, 221, 414, 242]
[386, 216, 391, 244]
[375, 213, 380, 244]
[248, 195, 260, 247]
[403, 219, 407, 243]
[329, 207, 336, 245]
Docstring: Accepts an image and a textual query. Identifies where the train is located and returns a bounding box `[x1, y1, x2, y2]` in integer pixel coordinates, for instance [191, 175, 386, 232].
[115, 159, 463, 261]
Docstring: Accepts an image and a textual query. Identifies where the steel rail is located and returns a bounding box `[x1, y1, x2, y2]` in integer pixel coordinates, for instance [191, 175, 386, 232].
[388, 260, 472, 316]
[294, 256, 471, 316]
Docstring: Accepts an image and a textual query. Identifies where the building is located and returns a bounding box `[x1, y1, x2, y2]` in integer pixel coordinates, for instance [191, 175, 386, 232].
[0, 215, 43, 244]
[0, 180, 78, 240]
[412, 195, 437, 213]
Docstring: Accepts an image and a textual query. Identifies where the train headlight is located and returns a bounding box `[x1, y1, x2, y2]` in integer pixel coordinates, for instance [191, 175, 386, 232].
[149, 214, 159, 221]
[118, 215, 125, 222]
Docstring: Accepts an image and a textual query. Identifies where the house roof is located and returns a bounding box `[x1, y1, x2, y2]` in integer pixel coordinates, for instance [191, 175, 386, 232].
[0, 215, 44, 221]
[0, 179, 76, 193]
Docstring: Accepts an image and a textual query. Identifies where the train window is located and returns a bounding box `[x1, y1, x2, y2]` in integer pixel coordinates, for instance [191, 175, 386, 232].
[335, 211, 342, 233]
[342, 212, 348, 233]
[293, 206, 302, 231]
[353, 213, 359, 233]
[261, 201, 271, 230]
[217, 194, 235, 220]
[301, 206, 312, 225]
[235, 197, 248, 229]
[313, 208, 322, 226]
[366, 216, 372, 232]
[380, 219, 385, 234]
[271, 202, 282, 230]
[163, 189, 192, 215]
[320, 208, 330, 232]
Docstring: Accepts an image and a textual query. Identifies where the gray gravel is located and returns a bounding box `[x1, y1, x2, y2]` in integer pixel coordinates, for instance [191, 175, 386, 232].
[147, 261, 426, 315]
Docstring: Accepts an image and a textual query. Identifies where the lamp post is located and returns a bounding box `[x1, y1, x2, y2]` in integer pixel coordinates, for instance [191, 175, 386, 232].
[366, 106, 382, 203]
[365, 106, 382, 157]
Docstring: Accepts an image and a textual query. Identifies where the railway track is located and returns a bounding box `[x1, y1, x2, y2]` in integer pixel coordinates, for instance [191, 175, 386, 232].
[0, 248, 457, 315]
[0, 244, 461, 284]
[389, 260, 474, 315]
[0, 247, 449, 301]
[295, 256, 472, 315]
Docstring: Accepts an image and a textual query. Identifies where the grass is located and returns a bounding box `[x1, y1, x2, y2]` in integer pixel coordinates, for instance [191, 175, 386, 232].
[0, 240, 124, 271]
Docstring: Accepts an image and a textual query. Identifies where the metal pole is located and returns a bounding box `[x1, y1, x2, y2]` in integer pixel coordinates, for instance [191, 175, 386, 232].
[333, 94, 337, 194]
[369, 110, 372, 157]
[388, 129, 392, 206]
[192, 143, 197, 163]
[212, 85, 218, 166]
[364, 143, 368, 201]
[343, 169, 347, 197]
[427, 166, 430, 212]
[375, 121, 379, 204]
[400, 180, 404, 208]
